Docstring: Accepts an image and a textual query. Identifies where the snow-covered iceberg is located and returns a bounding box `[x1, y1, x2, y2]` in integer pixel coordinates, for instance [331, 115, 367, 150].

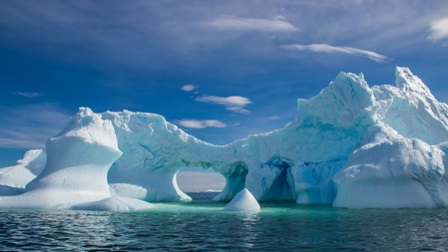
[332, 68, 448, 208]
[0, 108, 153, 210]
[0, 66, 447, 209]
[224, 188, 260, 212]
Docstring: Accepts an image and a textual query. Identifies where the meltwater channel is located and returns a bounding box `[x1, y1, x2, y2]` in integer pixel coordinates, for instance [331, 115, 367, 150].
[1, 192, 447, 251]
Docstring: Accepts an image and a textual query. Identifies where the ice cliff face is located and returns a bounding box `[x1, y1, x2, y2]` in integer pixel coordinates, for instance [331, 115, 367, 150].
[1, 66, 448, 209]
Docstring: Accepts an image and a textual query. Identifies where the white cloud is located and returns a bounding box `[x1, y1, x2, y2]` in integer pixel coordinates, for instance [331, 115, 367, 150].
[14, 92, 43, 98]
[205, 15, 299, 32]
[225, 106, 251, 114]
[195, 95, 252, 114]
[428, 18, 448, 41]
[0, 103, 70, 148]
[195, 95, 251, 106]
[176, 119, 227, 129]
[181, 84, 196, 92]
[281, 43, 390, 63]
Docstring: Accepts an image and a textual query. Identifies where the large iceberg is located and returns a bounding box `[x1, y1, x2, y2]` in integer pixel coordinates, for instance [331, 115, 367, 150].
[1, 66, 447, 209]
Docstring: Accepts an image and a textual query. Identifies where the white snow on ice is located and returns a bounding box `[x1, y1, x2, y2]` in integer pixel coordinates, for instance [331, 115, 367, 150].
[1, 67, 448, 209]
[224, 188, 261, 212]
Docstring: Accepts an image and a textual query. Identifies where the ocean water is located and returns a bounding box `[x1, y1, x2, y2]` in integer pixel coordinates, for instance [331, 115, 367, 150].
[1, 192, 447, 251]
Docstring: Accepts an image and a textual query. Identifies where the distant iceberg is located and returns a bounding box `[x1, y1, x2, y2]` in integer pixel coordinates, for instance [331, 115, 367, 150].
[1, 67, 448, 210]
[0, 149, 46, 196]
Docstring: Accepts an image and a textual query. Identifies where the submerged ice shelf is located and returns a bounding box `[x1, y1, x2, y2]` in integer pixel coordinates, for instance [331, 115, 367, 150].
[1, 66, 448, 210]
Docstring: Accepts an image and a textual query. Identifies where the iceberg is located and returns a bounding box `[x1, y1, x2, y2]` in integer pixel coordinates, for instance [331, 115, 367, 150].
[333, 126, 448, 208]
[224, 188, 260, 212]
[332, 68, 448, 208]
[0, 149, 46, 196]
[0, 66, 447, 209]
[101, 110, 235, 202]
[0, 108, 152, 210]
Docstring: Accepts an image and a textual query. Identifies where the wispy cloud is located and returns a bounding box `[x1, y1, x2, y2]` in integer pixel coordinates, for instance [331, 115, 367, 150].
[181, 84, 196, 92]
[176, 119, 227, 129]
[281, 43, 390, 63]
[205, 15, 299, 32]
[0, 103, 70, 148]
[428, 17, 448, 41]
[195, 95, 252, 114]
[0, 1, 440, 74]
[14, 91, 43, 98]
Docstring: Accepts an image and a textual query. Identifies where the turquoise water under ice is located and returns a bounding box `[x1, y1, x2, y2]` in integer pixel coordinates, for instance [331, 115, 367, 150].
[1, 193, 448, 251]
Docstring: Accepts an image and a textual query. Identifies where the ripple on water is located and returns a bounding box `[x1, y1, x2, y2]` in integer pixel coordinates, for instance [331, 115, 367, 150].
[0, 203, 448, 251]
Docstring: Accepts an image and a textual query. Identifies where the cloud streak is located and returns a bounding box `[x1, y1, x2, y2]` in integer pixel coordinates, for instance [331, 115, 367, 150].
[176, 119, 227, 129]
[14, 92, 43, 98]
[195, 95, 252, 114]
[281, 43, 390, 63]
[428, 17, 448, 41]
[205, 15, 299, 32]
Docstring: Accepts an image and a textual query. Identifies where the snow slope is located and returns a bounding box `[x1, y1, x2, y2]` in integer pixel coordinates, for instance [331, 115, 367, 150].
[0, 66, 447, 209]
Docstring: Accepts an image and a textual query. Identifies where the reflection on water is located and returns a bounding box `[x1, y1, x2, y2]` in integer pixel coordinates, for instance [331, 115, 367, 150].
[1, 201, 448, 251]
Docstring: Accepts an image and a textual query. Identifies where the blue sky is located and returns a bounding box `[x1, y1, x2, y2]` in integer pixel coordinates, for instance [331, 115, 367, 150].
[1, 0, 448, 167]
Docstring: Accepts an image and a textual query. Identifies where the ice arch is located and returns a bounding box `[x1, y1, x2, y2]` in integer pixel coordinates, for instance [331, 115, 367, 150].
[100, 67, 448, 208]
[2, 67, 448, 209]
[213, 161, 248, 201]
[102, 110, 242, 202]
[246, 156, 295, 201]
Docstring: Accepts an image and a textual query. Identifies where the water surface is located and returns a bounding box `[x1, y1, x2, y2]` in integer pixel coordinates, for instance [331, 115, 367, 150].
[0, 193, 447, 251]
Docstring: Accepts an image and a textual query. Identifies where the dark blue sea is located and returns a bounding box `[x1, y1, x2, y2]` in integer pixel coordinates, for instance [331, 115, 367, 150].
[1, 192, 447, 251]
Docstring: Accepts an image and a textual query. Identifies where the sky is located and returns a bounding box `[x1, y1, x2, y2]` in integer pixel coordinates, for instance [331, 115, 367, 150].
[0, 1, 448, 189]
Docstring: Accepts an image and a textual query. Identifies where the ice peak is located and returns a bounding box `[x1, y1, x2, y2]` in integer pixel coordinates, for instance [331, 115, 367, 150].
[299, 70, 375, 128]
[64, 107, 98, 128]
[335, 71, 367, 85]
[331, 71, 371, 101]
[77, 107, 94, 116]
[395, 67, 434, 98]
[395, 66, 415, 86]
